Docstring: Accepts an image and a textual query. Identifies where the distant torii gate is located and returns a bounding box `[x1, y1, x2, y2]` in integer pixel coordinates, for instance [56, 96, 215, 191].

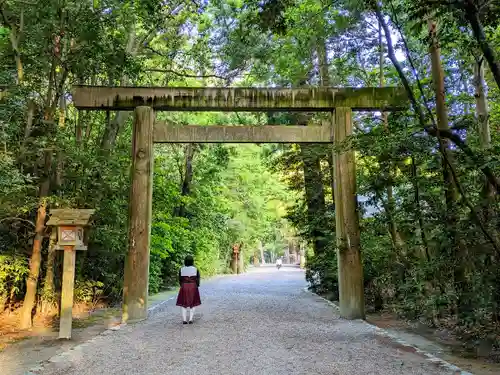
[72, 85, 407, 323]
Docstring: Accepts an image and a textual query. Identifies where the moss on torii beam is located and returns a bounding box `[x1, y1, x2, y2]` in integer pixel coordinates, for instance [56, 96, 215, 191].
[72, 85, 408, 112]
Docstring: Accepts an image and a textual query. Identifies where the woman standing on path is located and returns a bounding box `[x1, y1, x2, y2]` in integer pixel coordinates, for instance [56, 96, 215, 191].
[176, 255, 201, 324]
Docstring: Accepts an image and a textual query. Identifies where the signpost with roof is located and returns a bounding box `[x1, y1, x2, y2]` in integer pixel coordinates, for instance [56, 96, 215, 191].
[46, 209, 95, 339]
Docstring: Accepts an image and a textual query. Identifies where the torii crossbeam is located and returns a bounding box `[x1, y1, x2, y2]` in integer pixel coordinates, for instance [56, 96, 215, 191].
[72, 85, 406, 112]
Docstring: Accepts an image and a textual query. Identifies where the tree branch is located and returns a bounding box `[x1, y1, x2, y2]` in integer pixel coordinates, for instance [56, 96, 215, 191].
[144, 68, 227, 80]
[374, 5, 427, 126]
[374, 3, 500, 194]
[463, 0, 500, 90]
[0, 217, 35, 227]
[388, 0, 435, 123]
[144, 45, 177, 59]
[442, 139, 500, 253]
[426, 127, 500, 193]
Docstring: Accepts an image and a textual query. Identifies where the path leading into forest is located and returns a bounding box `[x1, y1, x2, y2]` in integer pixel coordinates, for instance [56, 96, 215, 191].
[23, 266, 470, 375]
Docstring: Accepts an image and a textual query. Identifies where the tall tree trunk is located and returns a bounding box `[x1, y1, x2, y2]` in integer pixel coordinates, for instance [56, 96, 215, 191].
[230, 250, 237, 274]
[100, 25, 139, 152]
[175, 144, 195, 218]
[237, 244, 244, 274]
[17, 6, 69, 327]
[411, 157, 430, 261]
[75, 76, 85, 145]
[84, 111, 93, 143]
[428, 19, 458, 209]
[0, 292, 6, 313]
[316, 41, 336, 202]
[41, 228, 57, 314]
[463, 1, 500, 91]
[100, 111, 131, 151]
[317, 39, 329, 87]
[379, 22, 404, 250]
[20, 150, 52, 329]
[299, 242, 306, 268]
[429, 19, 466, 315]
[295, 71, 328, 256]
[24, 100, 35, 141]
[0, 8, 24, 83]
[20, 74, 60, 326]
[76, 111, 84, 145]
[473, 58, 494, 202]
[300, 143, 328, 255]
[58, 95, 66, 128]
[100, 23, 160, 152]
[53, 150, 63, 190]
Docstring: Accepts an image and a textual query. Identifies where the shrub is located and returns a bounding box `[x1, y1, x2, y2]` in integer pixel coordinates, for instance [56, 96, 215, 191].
[0, 254, 28, 312]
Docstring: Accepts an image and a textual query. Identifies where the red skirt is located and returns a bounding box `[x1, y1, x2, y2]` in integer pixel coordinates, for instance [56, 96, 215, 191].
[176, 282, 201, 308]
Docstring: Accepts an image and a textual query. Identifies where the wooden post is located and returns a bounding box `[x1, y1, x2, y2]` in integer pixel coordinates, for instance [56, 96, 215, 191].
[299, 242, 306, 269]
[259, 240, 265, 264]
[59, 246, 76, 339]
[231, 245, 239, 274]
[237, 248, 244, 274]
[46, 209, 94, 338]
[230, 254, 237, 274]
[122, 106, 155, 323]
[333, 107, 365, 320]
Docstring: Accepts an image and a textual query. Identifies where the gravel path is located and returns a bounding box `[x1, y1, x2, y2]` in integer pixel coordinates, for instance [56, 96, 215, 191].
[35, 266, 459, 375]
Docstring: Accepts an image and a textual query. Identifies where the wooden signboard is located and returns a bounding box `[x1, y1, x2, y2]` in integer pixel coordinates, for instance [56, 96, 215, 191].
[58, 226, 77, 246]
[46, 208, 95, 339]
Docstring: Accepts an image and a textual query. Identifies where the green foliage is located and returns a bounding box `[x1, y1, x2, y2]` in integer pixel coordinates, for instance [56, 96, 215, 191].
[0, 255, 28, 309]
[0, 153, 35, 217]
[305, 250, 338, 299]
[230, 0, 500, 348]
[74, 280, 105, 305]
[145, 142, 294, 293]
[0, 0, 294, 316]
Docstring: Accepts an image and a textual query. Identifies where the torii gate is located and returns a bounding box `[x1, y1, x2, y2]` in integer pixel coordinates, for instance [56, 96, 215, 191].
[72, 85, 407, 323]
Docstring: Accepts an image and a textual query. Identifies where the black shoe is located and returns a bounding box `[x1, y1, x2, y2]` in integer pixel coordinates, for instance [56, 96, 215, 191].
[183, 321, 188, 324]
[188, 320, 193, 324]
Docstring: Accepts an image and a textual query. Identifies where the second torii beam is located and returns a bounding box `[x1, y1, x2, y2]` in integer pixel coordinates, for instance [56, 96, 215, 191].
[153, 124, 332, 143]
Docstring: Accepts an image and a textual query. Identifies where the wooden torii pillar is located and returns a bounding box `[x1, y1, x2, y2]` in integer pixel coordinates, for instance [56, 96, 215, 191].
[122, 106, 155, 322]
[333, 107, 363, 319]
[72, 85, 407, 322]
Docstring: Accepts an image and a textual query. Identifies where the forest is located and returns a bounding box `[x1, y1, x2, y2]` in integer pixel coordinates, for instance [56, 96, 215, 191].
[1, 0, 500, 354]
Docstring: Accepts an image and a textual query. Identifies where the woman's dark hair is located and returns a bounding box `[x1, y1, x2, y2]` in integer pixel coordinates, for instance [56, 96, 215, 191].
[184, 255, 194, 267]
